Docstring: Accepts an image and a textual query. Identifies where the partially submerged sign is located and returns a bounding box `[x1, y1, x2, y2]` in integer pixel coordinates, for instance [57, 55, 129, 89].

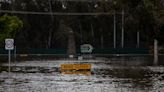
[81, 44, 93, 53]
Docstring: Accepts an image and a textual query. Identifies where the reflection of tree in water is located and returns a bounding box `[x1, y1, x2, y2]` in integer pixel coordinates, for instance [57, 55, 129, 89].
[93, 67, 156, 89]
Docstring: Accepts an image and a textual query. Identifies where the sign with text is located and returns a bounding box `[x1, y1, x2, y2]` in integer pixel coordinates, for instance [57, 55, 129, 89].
[5, 39, 14, 50]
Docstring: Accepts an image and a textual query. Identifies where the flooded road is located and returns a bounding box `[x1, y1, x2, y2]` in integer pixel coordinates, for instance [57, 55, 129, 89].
[0, 60, 164, 92]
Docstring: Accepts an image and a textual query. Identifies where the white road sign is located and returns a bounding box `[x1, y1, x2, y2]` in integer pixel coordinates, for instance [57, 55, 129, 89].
[5, 39, 14, 50]
[81, 44, 93, 53]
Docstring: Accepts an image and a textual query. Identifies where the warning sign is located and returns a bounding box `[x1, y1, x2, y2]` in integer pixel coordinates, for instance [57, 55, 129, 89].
[81, 44, 93, 53]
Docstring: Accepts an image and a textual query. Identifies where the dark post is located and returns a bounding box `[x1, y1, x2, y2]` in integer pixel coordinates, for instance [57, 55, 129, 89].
[154, 39, 158, 65]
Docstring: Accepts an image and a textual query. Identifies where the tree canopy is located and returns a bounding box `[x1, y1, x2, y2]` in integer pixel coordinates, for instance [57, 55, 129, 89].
[0, 15, 23, 47]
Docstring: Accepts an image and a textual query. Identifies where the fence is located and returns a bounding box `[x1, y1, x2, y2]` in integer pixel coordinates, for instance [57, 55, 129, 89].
[0, 48, 149, 55]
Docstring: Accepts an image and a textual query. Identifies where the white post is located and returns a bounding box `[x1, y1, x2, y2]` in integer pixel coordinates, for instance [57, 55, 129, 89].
[121, 9, 124, 48]
[114, 11, 116, 48]
[154, 39, 158, 65]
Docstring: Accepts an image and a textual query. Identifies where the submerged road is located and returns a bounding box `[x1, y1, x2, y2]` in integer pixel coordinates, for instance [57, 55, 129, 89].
[0, 60, 164, 92]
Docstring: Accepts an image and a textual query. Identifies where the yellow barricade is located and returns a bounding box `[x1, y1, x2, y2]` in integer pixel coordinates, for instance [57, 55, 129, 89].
[61, 64, 91, 75]
[61, 64, 91, 70]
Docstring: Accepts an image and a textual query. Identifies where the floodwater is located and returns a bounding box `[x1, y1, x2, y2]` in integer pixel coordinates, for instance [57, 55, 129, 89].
[0, 60, 164, 92]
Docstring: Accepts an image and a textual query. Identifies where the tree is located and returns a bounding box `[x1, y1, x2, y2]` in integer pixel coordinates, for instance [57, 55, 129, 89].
[143, 0, 164, 39]
[1, 0, 163, 48]
[0, 15, 23, 47]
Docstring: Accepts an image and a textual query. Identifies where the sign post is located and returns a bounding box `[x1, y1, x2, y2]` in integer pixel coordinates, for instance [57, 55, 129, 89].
[5, 39, 14, 76]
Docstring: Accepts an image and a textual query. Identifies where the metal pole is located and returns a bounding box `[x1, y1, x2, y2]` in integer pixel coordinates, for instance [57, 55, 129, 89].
[8, 50, 11, 92]
[8, 50, 11, 73]
[137, 31, 140, 48]
[14, 46, 16, 62]
[8, 50, 11, 74]
[48, 0, 54, 48]
[101, 33, 104, 49]
[91, 24, 94, 45]
[79, 22, 83, 44]
[121, 9, 124, 48]
[114, 11, 116, 48]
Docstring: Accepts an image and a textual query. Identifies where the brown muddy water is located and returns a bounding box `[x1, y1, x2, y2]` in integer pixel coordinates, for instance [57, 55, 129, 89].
[0, 60, 164, 92]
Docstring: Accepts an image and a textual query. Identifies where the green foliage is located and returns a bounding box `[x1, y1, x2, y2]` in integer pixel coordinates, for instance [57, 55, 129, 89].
[0, 15, 23, 46]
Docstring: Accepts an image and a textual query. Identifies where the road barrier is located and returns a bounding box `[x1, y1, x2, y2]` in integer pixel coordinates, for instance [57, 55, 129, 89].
[61, 64, 91, 75]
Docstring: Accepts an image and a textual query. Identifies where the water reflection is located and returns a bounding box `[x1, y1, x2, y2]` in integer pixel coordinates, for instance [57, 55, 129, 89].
[94, 67, 157, 89]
